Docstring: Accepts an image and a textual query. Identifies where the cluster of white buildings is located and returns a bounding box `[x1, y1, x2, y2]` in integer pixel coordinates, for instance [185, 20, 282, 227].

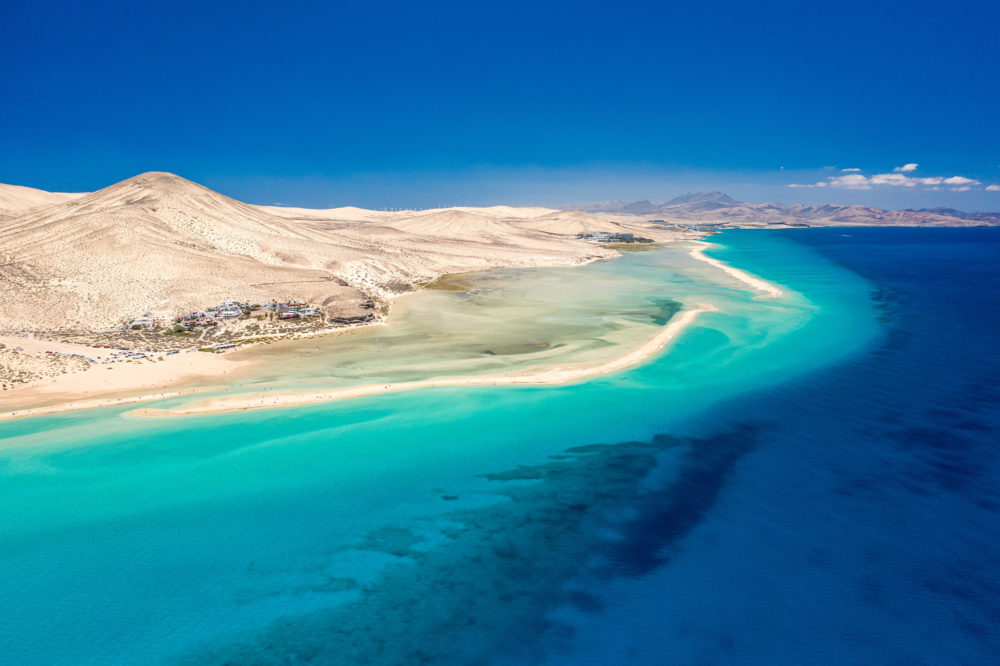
[577, 232, 637, 243]
[259, 301, 321, 320]
[128, 299, 323, 333]
[175, 300, 248, 328]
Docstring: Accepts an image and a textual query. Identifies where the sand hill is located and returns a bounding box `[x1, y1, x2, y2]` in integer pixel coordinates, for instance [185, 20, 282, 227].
[0, 172, 676, 333]
[385, 209, 531, 240]
[0, 183, 85, 220]
[512, 210, 625, 236]
[0, 173, 371, 331]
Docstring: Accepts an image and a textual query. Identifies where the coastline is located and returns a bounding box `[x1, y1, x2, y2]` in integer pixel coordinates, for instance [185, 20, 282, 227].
[0, 239, 787, 423]
[0, 254, 611, 420]
[688, 240, 784, 297]
[0, 319, 390, 422]
[131, 304, 716, 418]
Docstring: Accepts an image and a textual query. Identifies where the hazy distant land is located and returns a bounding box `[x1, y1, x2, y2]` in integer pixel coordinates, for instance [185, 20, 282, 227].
[563, 190, 1000, 227]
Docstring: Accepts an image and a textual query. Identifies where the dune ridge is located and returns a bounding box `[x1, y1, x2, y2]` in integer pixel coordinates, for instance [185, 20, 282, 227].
[0, 183, 86, 218]
[0, 172, 684, 334]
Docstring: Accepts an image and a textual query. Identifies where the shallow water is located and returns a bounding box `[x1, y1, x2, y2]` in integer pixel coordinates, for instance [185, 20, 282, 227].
[217, 240, 817, 396]
[2, 229, 995, 664]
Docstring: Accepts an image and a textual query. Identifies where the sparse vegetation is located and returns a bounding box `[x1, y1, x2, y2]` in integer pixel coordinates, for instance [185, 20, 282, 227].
[424, 273, 477, 291]
[369, 295, 390, 315]
[600, 241, 657, 251]
[382, 281, 414, 294]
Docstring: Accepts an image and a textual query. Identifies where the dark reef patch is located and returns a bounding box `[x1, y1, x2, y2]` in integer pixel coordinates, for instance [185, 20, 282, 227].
[178, 425, 763, 665]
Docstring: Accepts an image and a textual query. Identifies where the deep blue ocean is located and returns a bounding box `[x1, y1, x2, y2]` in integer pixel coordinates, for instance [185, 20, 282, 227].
[532, 228, 1000, 665]
[1, 228, 997, 664]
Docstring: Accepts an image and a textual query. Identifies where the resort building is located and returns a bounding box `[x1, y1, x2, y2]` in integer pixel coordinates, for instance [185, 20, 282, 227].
[577, 232, 636, 243]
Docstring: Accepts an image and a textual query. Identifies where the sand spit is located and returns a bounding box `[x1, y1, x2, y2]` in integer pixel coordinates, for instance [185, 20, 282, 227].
[688, 241, 783, 297]
[131, 305, 715, 418]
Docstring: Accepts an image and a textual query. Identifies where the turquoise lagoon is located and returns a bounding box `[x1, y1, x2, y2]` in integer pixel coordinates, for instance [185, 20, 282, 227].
[0, 232, 885, 664]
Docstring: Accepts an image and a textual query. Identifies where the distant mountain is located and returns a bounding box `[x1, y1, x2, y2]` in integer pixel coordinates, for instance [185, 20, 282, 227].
[906, 207, 1000, 224]
[621, 200, 665, 215]
[559, 200, 628, 213]
[565, 192, 1000, 228]
[663, 191, 740, 210]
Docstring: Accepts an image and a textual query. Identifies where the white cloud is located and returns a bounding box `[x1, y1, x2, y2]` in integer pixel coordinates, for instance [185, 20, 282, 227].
[870, 173, 914, 186]
[791, 168, 984, 191]
[987, 184, 1000, 191]
[841, 167, 862, 172]
[827, 173, 872, 189]
[943, 175, 980, 186]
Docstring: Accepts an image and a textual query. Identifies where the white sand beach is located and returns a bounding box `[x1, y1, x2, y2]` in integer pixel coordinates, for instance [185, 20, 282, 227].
[0, 337, 242, 421]
[689, 241, 783, 297]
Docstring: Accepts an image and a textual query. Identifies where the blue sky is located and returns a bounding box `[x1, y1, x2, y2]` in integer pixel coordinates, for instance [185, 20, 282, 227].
[2, 0, 998, 209]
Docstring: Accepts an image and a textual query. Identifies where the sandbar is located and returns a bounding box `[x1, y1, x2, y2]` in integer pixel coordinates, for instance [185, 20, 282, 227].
[689, 241, 783, 297]
[132, 304, 715, 418]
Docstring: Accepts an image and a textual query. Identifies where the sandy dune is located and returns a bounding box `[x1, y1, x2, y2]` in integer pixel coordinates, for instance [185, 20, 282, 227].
[0, 183, 86, 219]
[511, 210, 626, 235]
[0, 172, 681, 335]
